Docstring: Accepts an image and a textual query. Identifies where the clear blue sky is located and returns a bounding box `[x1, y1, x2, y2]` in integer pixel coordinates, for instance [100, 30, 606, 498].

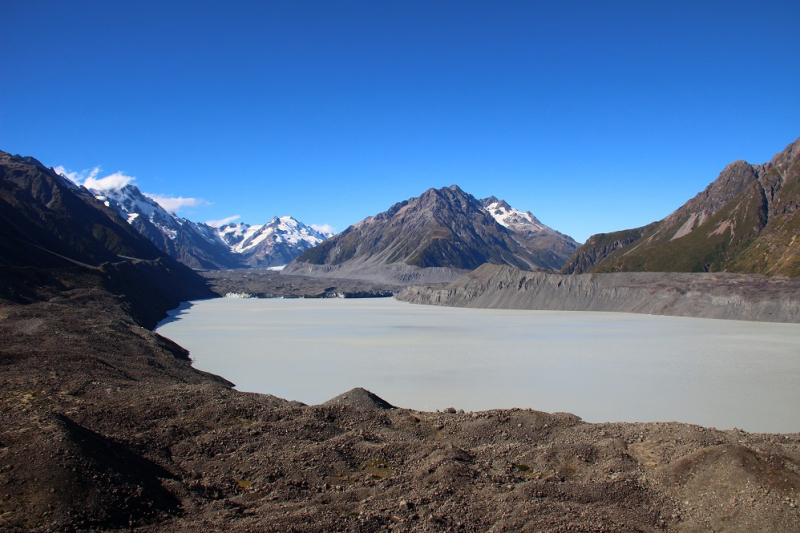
[2, 0, 798, 242]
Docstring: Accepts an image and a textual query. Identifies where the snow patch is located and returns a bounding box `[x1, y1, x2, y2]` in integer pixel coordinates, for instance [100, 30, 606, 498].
[483, 201, 544, 231]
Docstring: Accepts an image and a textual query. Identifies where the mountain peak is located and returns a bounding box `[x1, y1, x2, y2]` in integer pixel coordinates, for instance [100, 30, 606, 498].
[285, 185, 579, 283]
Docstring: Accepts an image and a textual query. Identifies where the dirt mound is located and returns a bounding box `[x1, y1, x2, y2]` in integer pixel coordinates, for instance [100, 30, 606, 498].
[322, 388, 396, 410]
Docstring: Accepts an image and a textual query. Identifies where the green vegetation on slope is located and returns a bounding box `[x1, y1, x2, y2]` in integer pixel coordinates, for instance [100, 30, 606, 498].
[566, 137, 800, 277]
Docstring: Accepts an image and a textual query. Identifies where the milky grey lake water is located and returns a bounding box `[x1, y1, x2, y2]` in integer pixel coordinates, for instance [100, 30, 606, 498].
[155, 297, 800, 433]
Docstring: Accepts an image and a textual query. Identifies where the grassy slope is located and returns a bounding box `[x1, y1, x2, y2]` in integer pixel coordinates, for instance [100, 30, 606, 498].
[591, 144, 800, 277]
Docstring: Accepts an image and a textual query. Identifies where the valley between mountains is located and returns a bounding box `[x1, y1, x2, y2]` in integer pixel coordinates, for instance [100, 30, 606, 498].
[1, 137, 799, 532]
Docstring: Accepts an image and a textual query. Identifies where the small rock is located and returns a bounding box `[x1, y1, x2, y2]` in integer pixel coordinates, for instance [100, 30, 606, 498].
[444, 407, 456, 414]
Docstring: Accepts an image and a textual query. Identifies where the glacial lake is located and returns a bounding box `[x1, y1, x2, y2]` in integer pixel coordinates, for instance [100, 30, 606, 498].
[156, 298, 800, 433]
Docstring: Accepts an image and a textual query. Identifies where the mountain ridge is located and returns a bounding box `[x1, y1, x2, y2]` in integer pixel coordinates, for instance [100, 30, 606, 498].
[562, 136, 800, 276]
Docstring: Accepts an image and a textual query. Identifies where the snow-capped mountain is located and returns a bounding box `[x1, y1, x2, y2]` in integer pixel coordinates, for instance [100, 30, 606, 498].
[217, 216, 333, 268]
[80, 180, 330, 270]
[90, 184, 237, 269]
[480, 196, 579, 269]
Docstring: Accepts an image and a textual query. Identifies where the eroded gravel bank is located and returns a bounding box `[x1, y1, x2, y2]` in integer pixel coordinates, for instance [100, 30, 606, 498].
[397, 264, 800, 323]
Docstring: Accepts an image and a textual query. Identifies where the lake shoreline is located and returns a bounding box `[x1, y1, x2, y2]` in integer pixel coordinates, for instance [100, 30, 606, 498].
[156, 297, 800, 434]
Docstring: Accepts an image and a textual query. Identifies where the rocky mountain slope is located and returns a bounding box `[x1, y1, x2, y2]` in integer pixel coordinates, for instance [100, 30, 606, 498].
[283, 185, 578, 284]
[0, 150, 215, 324]
[1, 151, 165, 269]
[91, 183, 240, 270]
[83, 179, 330, 270]
[562, 136, 800, 276]
[397, 263, 800, 323]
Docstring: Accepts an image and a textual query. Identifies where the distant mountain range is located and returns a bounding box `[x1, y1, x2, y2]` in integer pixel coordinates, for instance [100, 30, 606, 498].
[283, 185, 579, 284]
[82, 180, 331, 270]
[5, 134, 798, 281]
[563, 136, 800, 277]
[71, 172, 579, 278]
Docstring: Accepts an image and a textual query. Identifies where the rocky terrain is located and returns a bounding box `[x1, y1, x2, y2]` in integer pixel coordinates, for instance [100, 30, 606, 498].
[397, 263, 800, 323]
[560, 223, 659, 275]
[283, 185, 577, 285]
[479, 196, 579, 268]
[563, 136, 800, 276]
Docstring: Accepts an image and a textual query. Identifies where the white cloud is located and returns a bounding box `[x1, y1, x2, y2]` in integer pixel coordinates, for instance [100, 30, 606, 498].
[206, 215, 241, 228]
[56, 163, 209, 215]
[145, 193, 208, 214]
[311, 223, 336, 236]
[55, 165, 101, 185]
[84, 171, 136, 191]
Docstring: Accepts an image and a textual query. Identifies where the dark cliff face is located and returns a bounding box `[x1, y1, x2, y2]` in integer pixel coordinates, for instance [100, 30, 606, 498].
[0, 150, 214, 326]
[292, 185, 570, 272]
[562, 137, 800, 276]
[0, 151, 165, 268]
